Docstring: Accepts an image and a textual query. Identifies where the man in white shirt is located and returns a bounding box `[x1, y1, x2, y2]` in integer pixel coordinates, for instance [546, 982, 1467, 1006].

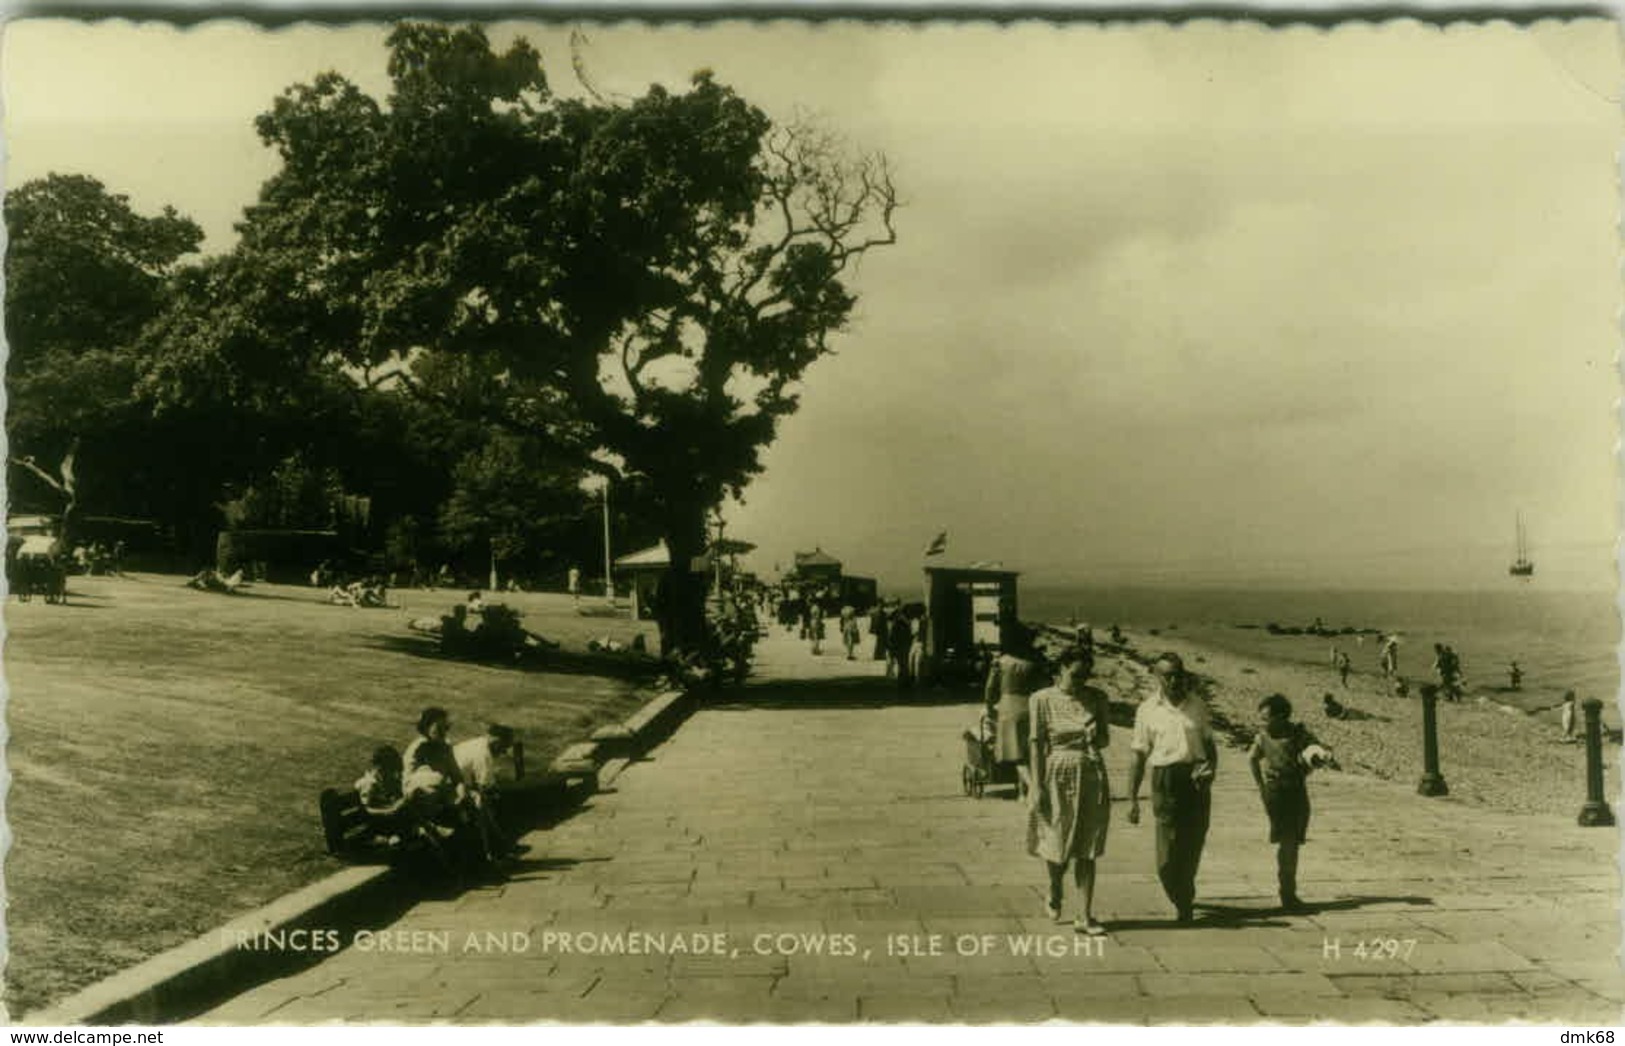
[1126, 652, 1219, 923]
[454, 724, 528, 858]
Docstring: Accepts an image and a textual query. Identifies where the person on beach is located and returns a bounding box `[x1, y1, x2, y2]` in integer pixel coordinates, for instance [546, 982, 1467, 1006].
[1561, 690, 1578, 742]
[1379, 634, 1399, 677]
[568, 565, 581, 605]
[1508, 661, 1523, 691]
[1247, 694, 1328, 912]
[1028, 644, 1112, 934]
[809, 604, 827, 656]
[1335, 650, 1352, 688]
[1433, 644, 1463, 701]
[1126, 652, 1218, 924]
[984, 625, 1047, 798]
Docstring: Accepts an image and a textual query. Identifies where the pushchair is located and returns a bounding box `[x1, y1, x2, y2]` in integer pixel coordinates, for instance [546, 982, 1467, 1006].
[961, 715, 1020, 799]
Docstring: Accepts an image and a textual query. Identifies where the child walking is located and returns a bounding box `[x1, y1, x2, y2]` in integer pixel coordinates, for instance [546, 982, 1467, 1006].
[1247, 694, 1330, 912]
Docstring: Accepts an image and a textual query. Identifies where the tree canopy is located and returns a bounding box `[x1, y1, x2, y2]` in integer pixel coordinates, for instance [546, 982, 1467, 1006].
[4, 174, 204, 531]
[233, 23, 898, 650]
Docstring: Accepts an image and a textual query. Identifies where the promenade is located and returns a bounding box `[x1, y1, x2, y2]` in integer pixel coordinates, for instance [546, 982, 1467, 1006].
[201, 628, 1621, 1023]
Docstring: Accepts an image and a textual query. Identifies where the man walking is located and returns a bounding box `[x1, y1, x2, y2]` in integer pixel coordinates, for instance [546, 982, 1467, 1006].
[1126, 652, 1219, 924]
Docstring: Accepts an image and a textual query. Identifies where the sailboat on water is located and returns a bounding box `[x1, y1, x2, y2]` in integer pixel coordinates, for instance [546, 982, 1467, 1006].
[1509, 513, 1535, 578]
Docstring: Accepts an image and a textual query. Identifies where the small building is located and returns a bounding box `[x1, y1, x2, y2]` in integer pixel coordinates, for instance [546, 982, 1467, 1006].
[792, 547, 843, 584]
[613, 542, 711, 620]
[921, 564, 1021, 667]
[838, 574, 879, 612]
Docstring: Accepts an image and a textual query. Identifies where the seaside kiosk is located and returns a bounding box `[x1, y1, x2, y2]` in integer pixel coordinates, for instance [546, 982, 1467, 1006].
[921, 563, 1020, 676]
[613, 541, 712, 620]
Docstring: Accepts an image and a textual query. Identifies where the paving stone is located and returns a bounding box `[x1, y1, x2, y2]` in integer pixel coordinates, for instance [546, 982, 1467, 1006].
[949, 992, 1058, 1021]
[1144, 944, 1289, 973]
[1250, 996, 1429, 1022]
[1139, 972, 1344, 997]
[1399, 941, 1539, 973]
[857, 991, 954, 1021]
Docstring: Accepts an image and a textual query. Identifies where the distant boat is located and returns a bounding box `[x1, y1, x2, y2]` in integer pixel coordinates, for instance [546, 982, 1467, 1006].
[1509, 513, 1535, 578]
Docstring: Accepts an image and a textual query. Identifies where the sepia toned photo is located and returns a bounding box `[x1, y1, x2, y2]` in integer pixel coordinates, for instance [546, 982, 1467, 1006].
[2, 10, 1621, 1026]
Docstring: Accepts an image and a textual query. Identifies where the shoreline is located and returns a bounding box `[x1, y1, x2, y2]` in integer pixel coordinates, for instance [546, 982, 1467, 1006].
[1060, 622, 1618, 821]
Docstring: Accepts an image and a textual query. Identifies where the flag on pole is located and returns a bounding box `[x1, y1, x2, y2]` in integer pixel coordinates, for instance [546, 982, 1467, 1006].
[923, 530, 948, 557]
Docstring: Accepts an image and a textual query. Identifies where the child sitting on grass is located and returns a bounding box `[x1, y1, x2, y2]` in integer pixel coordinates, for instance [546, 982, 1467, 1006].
[1247, 693, 1332, 913]
[354, 745, 448, 861]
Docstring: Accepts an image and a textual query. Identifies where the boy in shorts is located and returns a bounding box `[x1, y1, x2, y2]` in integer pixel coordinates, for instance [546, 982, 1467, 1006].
[1247, 694, 1330, 912]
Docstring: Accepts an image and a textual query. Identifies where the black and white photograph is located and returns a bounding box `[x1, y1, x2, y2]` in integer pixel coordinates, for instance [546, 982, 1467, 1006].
[2, 8, 1621, 1026]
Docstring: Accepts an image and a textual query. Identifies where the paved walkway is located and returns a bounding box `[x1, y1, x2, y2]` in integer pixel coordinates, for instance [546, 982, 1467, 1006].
[202, 630, 1621, 1023]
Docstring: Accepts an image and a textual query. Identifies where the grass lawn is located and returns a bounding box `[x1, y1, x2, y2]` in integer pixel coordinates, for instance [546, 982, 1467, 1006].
[3, 573, 661, 1016]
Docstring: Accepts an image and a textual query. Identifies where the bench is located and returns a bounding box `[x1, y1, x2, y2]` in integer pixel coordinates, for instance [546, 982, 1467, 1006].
[547, 741, 600, 791]
[319, 741, 526, 861]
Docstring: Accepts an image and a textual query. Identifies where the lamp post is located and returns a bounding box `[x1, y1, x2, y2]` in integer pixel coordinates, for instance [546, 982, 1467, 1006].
[1578, 699, 1615, 826]
[1417, 683, 1449, 796]
[601, 479, 614, 604]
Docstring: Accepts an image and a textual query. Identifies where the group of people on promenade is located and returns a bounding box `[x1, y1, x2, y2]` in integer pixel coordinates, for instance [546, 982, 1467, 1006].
[785, 597, 931, 688]
[354, 707, 529, 873]
[985, 633, 1329, 931]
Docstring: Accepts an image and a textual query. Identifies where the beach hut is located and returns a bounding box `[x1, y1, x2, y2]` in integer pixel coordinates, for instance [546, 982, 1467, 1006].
[921, 564, 1021, 669]
[613, 542, 712, 620]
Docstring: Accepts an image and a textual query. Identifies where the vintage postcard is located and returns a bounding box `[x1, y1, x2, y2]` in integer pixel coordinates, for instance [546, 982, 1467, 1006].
[2, 10, 1620, 1027]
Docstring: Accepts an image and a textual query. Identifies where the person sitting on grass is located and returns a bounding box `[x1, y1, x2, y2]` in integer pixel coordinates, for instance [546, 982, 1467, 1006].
[405, 706, 511, 866]
[1247, 693, 1331, 913]
[186, 567, 245, 594]
[403, 708, 467, 817]
[455, 724, 529, 859]
[354, 745, 448, 863]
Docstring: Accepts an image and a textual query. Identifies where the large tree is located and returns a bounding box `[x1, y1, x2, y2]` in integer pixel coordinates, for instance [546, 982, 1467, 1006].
[235, 23, 897, 653]
[4, 174, 203, 536]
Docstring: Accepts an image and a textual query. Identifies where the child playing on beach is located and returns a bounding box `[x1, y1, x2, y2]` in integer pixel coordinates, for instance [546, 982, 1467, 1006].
[1248, 694, 1330, 913]
[1561, 690, 1578, 742]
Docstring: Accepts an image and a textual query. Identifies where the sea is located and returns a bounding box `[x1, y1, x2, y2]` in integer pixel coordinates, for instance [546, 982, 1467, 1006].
[1022, 585, 1622, 725]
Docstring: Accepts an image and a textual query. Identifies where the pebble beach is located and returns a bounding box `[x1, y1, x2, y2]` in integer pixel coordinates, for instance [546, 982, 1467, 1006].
[1079, 625, 1618, 821]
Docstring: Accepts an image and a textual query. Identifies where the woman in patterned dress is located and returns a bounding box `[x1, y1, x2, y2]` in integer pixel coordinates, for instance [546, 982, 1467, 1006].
[1028, 644, 1113, 934]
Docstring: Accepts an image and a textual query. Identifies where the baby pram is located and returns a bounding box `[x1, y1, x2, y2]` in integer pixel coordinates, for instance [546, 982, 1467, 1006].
[961, 715, 1020, 799]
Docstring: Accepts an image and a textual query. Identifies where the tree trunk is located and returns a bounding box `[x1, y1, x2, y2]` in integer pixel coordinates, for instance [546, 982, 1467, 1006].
[656, 511, 709, 659]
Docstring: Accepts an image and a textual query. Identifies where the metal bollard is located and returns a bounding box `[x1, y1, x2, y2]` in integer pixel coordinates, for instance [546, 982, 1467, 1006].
[1417, 684, 1449, 796]
[1577, 699, 1615, 826]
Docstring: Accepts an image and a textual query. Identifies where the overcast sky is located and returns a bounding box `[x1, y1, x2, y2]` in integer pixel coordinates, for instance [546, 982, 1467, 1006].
[4, 16, 1620, 591]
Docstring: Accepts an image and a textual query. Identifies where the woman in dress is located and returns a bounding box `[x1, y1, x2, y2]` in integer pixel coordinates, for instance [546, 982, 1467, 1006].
[1028, 644, 1112, 934]
[984, 625, 1046, 796]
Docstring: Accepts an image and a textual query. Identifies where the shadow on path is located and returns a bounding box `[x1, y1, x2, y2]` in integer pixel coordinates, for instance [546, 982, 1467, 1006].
[364, 633, 664, 683]
[714, 675, 979, 710]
